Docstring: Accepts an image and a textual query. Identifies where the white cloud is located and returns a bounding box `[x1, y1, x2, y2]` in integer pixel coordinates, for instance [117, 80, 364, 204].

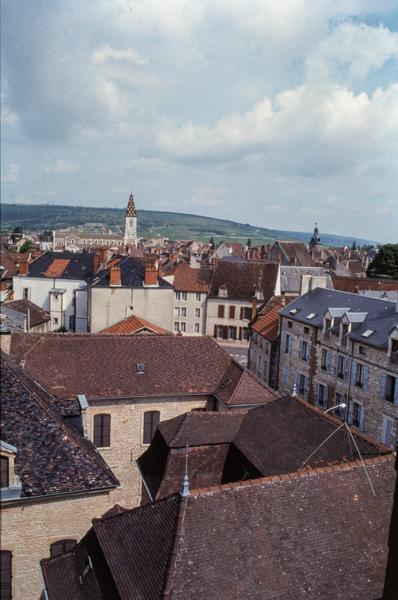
[1, 163, 20, 183]
[44, 160, 78, 175]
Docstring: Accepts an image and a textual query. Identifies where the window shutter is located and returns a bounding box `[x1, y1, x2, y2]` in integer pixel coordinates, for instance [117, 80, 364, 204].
[347, 401, 354, 424]
[393, 377, 398, 405]
[304, 376, 309, 398]
[143, 411, 160, 444]
[295, 372, 300, 390]
[314, 382, 319, 404]
[306, 343, 310, 362]
[229, 305, 235, 319]
[213, 325, 217, 338]
[380, 372, 387, 400]
[283, 367, 289, 384]
[344, 357, 350, 382]
[351, 362, 357, 384]
[325, 385, 329, 404]
[326, 352, 332, 373]
[102, 414, 111, 447]
[359, 405, 365, 432]
[363, 365, 369, 390]
[299, 340, 303, 358]
[93, 415, 102, 447]
[0, 551, 12, 600]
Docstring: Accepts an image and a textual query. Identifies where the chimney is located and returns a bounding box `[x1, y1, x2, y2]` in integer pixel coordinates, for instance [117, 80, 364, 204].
[251, 297, 257, 321]
[19, 260, 29, 276]
[109, 265, 121, 287]
[97, 246, 108, 266]
[144, 263, 158, 286]
[92, 253, 100, 273]
[300, 274, 312, 296]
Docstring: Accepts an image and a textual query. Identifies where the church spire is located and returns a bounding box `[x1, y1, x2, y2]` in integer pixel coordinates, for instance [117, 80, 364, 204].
[126, 193, 136, 218]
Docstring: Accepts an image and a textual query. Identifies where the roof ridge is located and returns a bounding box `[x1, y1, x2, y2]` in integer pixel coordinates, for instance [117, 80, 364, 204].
[172, 412, 191, 446]
[190, 454, 394, 498]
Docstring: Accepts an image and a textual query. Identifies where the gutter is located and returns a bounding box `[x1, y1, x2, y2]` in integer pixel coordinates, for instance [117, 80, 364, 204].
[0, 484, 117, 509]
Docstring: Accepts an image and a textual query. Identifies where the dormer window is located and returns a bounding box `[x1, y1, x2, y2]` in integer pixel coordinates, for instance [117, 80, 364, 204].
[0, 456, 9, 488]
[391, 338, 398, 365]
[218, 286, 228, 298]
[0, 441, 22, 500]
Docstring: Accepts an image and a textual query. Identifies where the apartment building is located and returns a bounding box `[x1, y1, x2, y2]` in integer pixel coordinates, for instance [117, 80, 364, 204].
[249, 298, 284, 388]
[206, 261, 279, 345]
[278, 288, 398, 447]
[172, 263, 212, 335]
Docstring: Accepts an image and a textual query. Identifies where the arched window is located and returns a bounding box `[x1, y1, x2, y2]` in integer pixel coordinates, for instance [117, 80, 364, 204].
[50, 539, 76, 558]
[93, 414, 111, 447]
[143, 411, 160, 444]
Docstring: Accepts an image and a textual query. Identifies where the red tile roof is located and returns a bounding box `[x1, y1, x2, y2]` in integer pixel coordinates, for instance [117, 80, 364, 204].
[172, 263, 212, 293]
[251, 301, 284, 340]
[332, 275, 398, 293]
[44, 258, 71, 278]
[100, 314, 170, 335]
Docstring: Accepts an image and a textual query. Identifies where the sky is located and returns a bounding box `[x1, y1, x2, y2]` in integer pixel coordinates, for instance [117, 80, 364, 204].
[1, 0, 398, 243]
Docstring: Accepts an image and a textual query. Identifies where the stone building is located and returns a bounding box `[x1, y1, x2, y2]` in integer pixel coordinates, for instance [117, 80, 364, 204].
[9, 333, 276, 510]
[124, 193, 138, 248]
[0, 355, 118, 600]
[206, 261, 279, 345]
[171, 262, 212, 335]
[249, 298, 284, 388]
[278, 288, 398, 447]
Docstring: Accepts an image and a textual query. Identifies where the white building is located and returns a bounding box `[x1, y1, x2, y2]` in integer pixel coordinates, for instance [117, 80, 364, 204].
[171, 263, 211, 335]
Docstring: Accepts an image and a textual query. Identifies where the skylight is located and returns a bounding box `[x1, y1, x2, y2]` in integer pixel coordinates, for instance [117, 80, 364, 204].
[306, 313, 316, 320]
[362, 330, 374, 338]
[289, 308, 298, 314]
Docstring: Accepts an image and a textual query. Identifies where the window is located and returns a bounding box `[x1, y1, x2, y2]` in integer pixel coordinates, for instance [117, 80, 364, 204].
[240, 327, 249, 341]
[0, 456, 9, 489]
[228, 326, 237, 340]
[287, 320, 292, 329]
[391, 339, 398, 364]
[195, 292, 201, 301]
[384, 374, 397, 403]
[321, 349, 328, 371]
[194, 323, 200, 333]
[284, 334, 291, 354]
[23, 287, 30, 301]
[175, 307, 181, 318]
[53, 317, 59, 326]
[303, 327, 310, 335]
[240, 307, 251, 320]
[298, 373, 308, 397]
[358, 345, 366, 356]
[195, 308, 200, 319]
[324, 318, 331, 339]
[341, 323, 349, 347]
[53, 294, 59, 301]
[283, 367, 290, 385]
[0, 550, 12, 600]
[181, 307, 187, 318]
[300, 340, 309, 362]
[335, 392, 347, 418]
[174, 321, 180, 332]
[69, 315, 74, 331]
[93, 414, 111, 447]
[337, 355, 345, 379]
[316, 383, 328, 408]
[355, 363, 364, 388]
[143, 411, 160, 444]
[180, 322, 186, 332]
[350, 401, 362, 429]
[176, 291, 181, 301]
[50, 540, 76, 558]
[181, 292, 187, 301]
[229, 305, 235, 319]
[218, 305, 225, 318]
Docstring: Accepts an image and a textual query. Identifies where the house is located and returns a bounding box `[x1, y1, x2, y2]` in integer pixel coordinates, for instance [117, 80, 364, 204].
[213, 241, 245, 260]
[12, 251, 98, 332]
[332, 275, 398, 301]
[1, 299, 50, 333]
[268, 240, 316, 266]
[171, 263, 212, 335]
[9, 333, 276, 508]
[280, 265, 331, 296]
[90, 257, 174, 333]
[138, 394, 391, 501]
[0, 354, 118, 600]
[249, 298, 285, 387]
[278, 288, 398, 447]
[206, 261, 279, 344]
[40, 453, 396, 600]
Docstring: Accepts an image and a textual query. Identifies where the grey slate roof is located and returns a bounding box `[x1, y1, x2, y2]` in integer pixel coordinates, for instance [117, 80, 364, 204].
[93, 255, 172, 288]
[280, 266, 332, 294]
[0, 303, 26, 333]
[279, 287, 398, 349]
[25, 251, 97, 281]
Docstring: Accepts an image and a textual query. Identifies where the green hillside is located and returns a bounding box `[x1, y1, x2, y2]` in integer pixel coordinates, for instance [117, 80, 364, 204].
[0, 203, 377, 247]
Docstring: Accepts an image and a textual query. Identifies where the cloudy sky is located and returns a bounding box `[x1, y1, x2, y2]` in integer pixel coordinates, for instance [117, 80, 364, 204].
[2, 1, 398, 242]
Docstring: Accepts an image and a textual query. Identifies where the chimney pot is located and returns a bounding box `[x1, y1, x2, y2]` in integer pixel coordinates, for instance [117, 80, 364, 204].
[109, 265, 122, 287]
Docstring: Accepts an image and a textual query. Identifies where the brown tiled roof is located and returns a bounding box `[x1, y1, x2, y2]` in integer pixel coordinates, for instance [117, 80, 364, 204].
[159, 411, 245, 447]
[278, 241, 316, 266]
[6, 299, 50, 327]
[100, 314, 170, 335]
[42, 455, 396, 600]
[209, 261, 278, 300]
[332, 275, 398, 293]
[44, 258, 71, 277]
[215, 361, 277, 406]
[251, 300, 284, 340]
[0, 354, 118, 498]
[233, 395, 390, 476]
[173, 263, 212, 293]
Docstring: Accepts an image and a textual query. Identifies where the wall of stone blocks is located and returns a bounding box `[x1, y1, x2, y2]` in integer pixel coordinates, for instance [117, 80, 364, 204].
[1, 491, 113, 600]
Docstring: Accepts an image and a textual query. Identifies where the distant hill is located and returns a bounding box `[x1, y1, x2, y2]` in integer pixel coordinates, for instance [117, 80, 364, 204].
[0, 203, 377, 247]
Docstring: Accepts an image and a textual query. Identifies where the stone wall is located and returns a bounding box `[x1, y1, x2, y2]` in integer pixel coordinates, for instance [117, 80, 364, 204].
[1, 491, 113, 600]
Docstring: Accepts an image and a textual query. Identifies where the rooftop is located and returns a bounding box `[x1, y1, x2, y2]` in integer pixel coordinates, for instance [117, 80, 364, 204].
[209, 261, 278, 300]
[92, 255, 171, 288]
[19, 251, 97, 281]
[100, 314, 170, 335]
[172, 263, 212, 293]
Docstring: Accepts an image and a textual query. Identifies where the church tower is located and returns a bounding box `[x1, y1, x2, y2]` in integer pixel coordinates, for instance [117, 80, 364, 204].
[124, 193, 138, 248]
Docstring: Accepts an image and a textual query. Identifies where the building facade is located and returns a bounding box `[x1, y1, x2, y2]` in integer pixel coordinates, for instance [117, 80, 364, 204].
[278, 288, 398, 447]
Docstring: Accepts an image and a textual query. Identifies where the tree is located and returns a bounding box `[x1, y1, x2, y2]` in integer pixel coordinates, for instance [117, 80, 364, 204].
[209, 237, 215, 249]
[367, 244, 398, 280]
[351, 241, 357, 251]
[19, 240, 33, 253]
[246, 238, 252, 247]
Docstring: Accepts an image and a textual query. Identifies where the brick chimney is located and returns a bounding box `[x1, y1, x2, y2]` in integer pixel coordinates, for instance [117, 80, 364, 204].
[251, 297, 257, 321]
[92, 253, 100, 273]
[18, 260, 29, 276]
[144, 263, 158, 286]
[109, 265, 121, 287]
[97, 246, 108, 266]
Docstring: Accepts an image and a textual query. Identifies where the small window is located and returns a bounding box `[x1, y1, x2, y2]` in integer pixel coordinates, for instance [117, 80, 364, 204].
[287, 320, 292, 329]
[50, 539, 76, 558]
[218, 305, 225, 318]
[93, 414, 111, 447]
[289, 308, 298, 315]
[181, 307, 187, 317]
[181, 292, 187, 301]
[143, 411, 160, 444]
[194, 323, 200, 333]
[195, 308, 200, 318]
[0, 550, 12, 600]
[355, 363, 364, 388]
[54, 294, 59, 301]
[175, 307, 181, 317]
[303, 327, 310, 335]
[358, 345, 366, 356]
[174, 321, 180, 332]
[321, 349, 328, 371]
[301, 340, 309, 361]
[180, 322, 186, 332]
[285, 334, 291, 354]
[176, 291, 181, 301]
[0, 456, 9, 489]
[195, 292, 201, 302]
[23, 287, 30, 301]
[229, 305, 235, 319]
[53, 317, 59, 326]
[306, 313, 316, 320]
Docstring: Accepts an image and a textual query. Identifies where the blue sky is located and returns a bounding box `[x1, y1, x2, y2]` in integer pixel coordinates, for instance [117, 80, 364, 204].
[1, 0, 398, 242]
